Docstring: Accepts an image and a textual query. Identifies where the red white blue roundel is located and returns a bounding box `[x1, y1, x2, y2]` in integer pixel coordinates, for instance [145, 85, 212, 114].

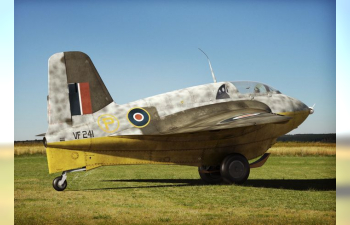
[127, 108, 151, 128]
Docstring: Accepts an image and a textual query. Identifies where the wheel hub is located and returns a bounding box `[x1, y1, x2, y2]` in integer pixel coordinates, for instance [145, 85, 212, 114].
[228, 161, 244, 178]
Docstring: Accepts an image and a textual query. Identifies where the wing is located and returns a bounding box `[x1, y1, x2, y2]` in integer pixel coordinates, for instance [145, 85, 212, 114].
[159, 100, 291, 134]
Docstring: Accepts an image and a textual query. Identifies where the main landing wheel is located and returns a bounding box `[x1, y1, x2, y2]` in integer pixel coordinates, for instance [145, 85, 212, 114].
[198, 165, 222, 184]
[220, 154, 250, 185]
[52, 176, 67, 191]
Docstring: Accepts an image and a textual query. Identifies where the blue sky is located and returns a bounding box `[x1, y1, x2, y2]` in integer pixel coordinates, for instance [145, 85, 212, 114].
[0, 0, 14, 143]
[14, 0, 336, 140]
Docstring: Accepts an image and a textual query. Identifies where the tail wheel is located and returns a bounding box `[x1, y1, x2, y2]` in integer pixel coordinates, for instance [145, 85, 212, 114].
[220, 154, 250, 184]
[198, 165, 222, 184]
[52, 176, 67, 191]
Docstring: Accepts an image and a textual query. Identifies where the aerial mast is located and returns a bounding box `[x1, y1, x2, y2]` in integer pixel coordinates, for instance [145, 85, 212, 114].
[198, 48, 217, 83]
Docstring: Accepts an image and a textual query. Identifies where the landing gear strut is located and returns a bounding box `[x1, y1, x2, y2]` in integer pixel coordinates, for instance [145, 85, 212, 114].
[198, 165, 222, 184]
[52, 167, 86, 191]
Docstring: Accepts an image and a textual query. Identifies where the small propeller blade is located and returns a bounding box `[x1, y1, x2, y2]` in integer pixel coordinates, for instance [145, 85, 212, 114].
[309, 103, 316, 114]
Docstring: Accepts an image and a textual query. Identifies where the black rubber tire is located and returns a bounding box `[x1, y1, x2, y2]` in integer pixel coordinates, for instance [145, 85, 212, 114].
[198, 165, 222, 184]
[52, 176, 67, 191]
[220, 154, 250, 184]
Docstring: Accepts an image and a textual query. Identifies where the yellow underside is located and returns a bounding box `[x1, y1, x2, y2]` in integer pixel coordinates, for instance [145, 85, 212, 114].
[46, 147, 204, 174]
[46, 110, 310, 174]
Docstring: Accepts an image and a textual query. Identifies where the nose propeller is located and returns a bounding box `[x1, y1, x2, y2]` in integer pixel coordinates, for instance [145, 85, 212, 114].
[309, 104, 316, 114]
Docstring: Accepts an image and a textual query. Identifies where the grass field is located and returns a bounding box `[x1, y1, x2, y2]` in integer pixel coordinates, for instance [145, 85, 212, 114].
[14, 142, 46, 155]
[15, 154, 335, 224]
[267, 142, 335, 156]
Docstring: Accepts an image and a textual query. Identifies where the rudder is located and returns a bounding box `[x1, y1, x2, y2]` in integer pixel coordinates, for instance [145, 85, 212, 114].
[47, 51, 113, 125]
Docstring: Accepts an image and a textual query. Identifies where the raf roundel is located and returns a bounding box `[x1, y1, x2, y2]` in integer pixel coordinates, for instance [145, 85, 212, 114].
[133, 113, 144, 122]
[127, 108, 151, 128]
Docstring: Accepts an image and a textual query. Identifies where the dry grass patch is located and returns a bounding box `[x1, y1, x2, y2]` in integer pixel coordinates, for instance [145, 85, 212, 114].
[268, 142, 335, 156]
[14, 145, 45, 155]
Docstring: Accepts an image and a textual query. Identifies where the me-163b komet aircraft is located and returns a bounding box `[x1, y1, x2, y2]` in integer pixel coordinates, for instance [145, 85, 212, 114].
[42, 51, 313, 191]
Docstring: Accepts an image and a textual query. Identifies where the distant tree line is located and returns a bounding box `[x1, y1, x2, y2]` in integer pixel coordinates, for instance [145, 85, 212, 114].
[277, 134, 336, 143]
[14, 139, 43, 144]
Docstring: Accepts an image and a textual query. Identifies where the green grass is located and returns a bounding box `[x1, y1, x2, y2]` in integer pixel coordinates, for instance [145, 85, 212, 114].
[15, 155, 335, 224]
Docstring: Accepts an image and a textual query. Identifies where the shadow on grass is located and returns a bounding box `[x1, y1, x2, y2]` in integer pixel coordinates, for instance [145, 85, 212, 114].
[72, 178, 335, 191]
[71, 179, 205, 191]
[244, 178, 335, 191]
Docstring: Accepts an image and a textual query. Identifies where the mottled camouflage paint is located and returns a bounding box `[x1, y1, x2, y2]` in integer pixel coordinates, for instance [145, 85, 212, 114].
[45, 52, 311, 173]
[46, 53, 72, 141]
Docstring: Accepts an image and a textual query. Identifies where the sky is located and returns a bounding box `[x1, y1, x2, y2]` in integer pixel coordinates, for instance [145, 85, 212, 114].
[14, 0, 336, 141]
[1, 0, 14, 144]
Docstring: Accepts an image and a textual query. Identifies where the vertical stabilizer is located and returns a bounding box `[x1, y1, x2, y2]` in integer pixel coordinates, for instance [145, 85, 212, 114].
[64, 52, 113, 112]
[48, 52, 71, 125]
[47, 51, 113, 126]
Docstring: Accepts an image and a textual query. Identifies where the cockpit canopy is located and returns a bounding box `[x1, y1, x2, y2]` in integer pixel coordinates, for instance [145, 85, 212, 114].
[231, 81, 281, 94]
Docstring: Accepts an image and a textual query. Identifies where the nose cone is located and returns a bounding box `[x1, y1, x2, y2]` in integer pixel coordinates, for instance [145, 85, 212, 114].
[288, 97, 312, 129]
[289, 97, 310, 113]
